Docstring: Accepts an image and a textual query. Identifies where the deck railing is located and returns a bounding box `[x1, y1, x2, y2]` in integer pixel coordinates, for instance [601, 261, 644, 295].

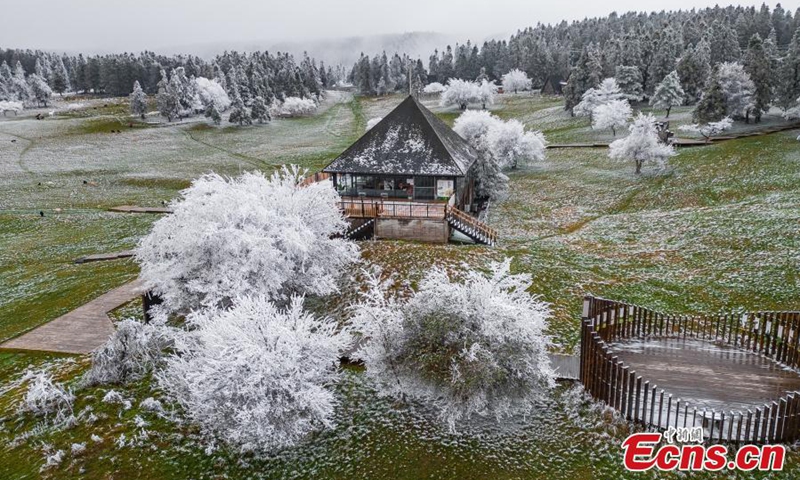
[580, 296, 800, 443]
[338, 197, 446, 219]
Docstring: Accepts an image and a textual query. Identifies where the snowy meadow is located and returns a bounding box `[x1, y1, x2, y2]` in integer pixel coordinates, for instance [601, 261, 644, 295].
[1, 90, 800, 479]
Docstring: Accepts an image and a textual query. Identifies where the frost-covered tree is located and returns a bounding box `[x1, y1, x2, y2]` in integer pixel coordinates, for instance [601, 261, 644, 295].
[0, 101, 23, 116]
[743, 34, 772, 123]
[693, 74, 728, 123]
[28, 73, 52, 107]
[83, 319, 172, 386]
[10, 62, 32, 105]
[575, 78, 623, 118]
[136, 166, 359, 313]
[678, 117, 733, 141]
[205, 104, 222, 125]
[717, 62, 755, 121]
[592, 99, 632, 136]
[51, 56, 70, 95]
[228, 83, 252, 126]
[676, 40, 711, 103]
[485, 118, 547, 168]
[776, 28, 800, 110]
[501, 69, 532, 93]
[573, 87, 601, 118]
[564, 44, 603, 113]
[129, 81, 148, 119]
[783, 97, 800, 120]
[422, 82, 446, 95]
[158, 295, 352, 452]
[454, 109, 547, 169]
[156, 70, 179, 122]
[440, 78, 479, 110]
[476, 79, 497, 109]
[615, 66, 644, 102]
[193, 77, 231, 112]
[350, 259, 554, 431]
[251, 95, 271, 124]
[609, 113, 677, 174]
[271, 97, 317, 117]
[650, 71, 685, 117]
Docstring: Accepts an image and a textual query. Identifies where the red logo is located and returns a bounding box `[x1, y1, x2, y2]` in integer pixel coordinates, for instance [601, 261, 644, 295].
[622, 431, 785, 472]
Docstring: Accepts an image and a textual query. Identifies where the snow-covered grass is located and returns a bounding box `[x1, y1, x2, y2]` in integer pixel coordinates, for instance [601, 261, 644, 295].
[1, 91, 800, 478]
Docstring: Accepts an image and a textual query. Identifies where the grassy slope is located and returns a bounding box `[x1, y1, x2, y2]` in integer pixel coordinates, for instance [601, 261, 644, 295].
[1, 93, 799, 479]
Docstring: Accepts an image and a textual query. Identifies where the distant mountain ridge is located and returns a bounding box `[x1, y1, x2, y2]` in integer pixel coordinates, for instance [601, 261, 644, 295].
[163, 32, 466, 66]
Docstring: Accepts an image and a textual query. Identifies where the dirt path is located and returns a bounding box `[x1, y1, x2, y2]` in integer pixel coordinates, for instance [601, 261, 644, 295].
[0, 280, 142, 354]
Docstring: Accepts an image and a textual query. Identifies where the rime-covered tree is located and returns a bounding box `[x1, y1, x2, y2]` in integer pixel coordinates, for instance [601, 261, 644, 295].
[609, 113, 677, 174]
[350, 259, 554, 431]
[205, 104, 222, 125]
[615, 66, 644, 102]
[422, 82, 445, 95]
[647, 27, 683, 94]
[574, 78, 623, 118]
[676, 40, 711, 103]
[710, 20, 742, 64]
[158, 296, 352, 452]
[679, 117, 733, 141]
[136, 166, 359, 314]
[476, 80, 497, 109]
[129, 81, 148, 119]
[28, 73, 52, 107]
[440, 78, 479, 110]
[454, 109, 547, 170]
[717, 62, 755, 121]
[501, 69, 532, 93]
[693, 73, 728, 123]
[10, 62, 32, 105]
[592, 99, 632, 136]
[251, 95, 270, 124]
[564, 44, 603, 113]
[743, 34, 772, 122]
[228, 83, 252, 126]
[650, 71, 685, 117]
[51, 56, 71, 95]
[777, 27, 800, 110]
[156, 70, 179, 122]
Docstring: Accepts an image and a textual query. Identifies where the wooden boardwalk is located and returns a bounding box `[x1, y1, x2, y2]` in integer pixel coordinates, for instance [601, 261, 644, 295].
[74, 250, 135, 264]
[610, 338, 800, 412]
[0, 280, 142, 354]
[109, 205, 173, 214]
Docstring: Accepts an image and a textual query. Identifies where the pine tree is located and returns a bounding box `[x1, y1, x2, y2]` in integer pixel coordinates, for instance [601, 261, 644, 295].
[129, 80, 148, 119]
[676, 40, 711, 103]
[156, 70, 179, 122]
[694, 73, 727, 123]
[228, 83, 252, 126]
[51, 57, 70, 95]
[28, 73, 52, 107]
[205, 104, 222, 125]
[647, 27, 682, 94]
[251, 95, 270, 123]
[0, 61, 12, 101]
[615, 66, 644, 102]
[777, 27, 800, 110]
[710, 20, 742, 64]
[650, 71, 685, 117]
[11, 61, 32, 104]
[564, 44, 603, 113]
[743, 34, 772, 122]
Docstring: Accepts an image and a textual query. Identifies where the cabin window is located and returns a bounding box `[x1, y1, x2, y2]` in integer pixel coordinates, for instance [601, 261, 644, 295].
[414, 176, 435, 200]
[436, 179, 454, 199]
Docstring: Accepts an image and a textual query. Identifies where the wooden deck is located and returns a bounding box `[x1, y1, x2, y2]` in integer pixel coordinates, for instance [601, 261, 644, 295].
[0, 280, 142, 354]
[610, 338, 800, 413]
[74, 250, 135, 264]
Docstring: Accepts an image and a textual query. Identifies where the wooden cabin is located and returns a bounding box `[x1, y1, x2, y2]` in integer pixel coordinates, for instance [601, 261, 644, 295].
[541, 76, 565, 96]
[322, 96, 497, 245]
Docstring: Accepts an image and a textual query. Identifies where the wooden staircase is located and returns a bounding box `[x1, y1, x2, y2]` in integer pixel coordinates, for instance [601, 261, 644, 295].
[446, 205, 498, 246]
[344, 218, 375, 240]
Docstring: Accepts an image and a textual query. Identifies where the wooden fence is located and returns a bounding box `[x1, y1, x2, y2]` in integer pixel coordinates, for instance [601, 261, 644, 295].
[580, 296, 800, 444]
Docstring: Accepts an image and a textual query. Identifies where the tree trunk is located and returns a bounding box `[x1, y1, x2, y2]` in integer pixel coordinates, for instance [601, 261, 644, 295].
[666, 106, 671, 118]
[612, 126, 616, 136]
[635, 160, 643, 174]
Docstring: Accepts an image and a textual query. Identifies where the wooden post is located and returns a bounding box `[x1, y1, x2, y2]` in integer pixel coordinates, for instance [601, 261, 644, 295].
[142, 291, 162, 323]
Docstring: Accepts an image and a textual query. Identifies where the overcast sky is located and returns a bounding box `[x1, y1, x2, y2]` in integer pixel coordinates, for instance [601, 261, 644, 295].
[0, 0, 794, 54]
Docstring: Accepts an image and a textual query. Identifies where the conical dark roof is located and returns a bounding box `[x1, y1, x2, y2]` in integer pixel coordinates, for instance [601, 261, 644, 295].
[323, 96, 479, 177]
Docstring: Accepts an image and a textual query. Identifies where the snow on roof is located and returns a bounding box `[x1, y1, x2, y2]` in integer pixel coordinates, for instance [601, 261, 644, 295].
[323, 96, 479, 177]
